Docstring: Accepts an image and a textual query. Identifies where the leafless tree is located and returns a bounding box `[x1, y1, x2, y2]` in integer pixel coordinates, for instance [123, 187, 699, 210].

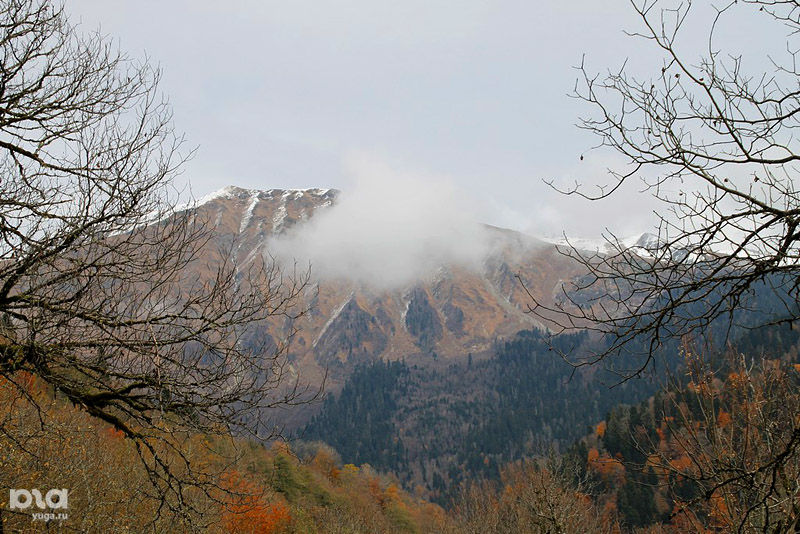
[527, 0, 800, 369]
[523, 1, 800, 530]
[450, 458, 611, 534]
[0, 0, 314, 523]
[649, 346, 800, 532]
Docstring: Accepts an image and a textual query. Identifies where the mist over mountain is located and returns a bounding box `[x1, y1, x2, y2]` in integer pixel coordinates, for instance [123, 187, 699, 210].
[181, 183, 590, 380]
[184, 183, 670, 381]
[270, 155, 492, 289]
[171, 182, 693, 499]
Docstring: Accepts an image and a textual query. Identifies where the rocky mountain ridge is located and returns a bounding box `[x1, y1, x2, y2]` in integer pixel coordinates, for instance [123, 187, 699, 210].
[183, 186, 587, 391]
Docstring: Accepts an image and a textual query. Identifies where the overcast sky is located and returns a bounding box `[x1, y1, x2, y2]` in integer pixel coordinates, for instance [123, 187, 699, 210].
[65, 1, 776, 238]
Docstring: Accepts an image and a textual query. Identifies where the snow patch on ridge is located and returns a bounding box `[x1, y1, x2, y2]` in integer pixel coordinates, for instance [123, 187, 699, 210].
[113, 185, 336, 237]
[539, 232, 663, 256]
[195, 185, 240, 206]
[239, 193, 260, 233]
[273, 203, 288, 232]
[312, 293, 355, 348]
[194, 186, 335, 210]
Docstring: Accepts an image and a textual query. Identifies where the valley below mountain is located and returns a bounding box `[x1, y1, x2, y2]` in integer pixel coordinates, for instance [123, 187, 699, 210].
[175, 186, 670, 498]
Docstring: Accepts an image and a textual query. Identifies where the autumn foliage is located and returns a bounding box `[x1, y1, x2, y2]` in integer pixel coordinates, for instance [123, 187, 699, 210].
[450, 459, 611, 533]
[0, 373, 447, 533]
[220, 471, 291, 533]
[559, 345, 800, 532]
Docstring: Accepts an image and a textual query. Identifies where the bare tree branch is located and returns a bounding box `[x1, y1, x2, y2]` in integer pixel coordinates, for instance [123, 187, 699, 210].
[0, 0, 318, 522]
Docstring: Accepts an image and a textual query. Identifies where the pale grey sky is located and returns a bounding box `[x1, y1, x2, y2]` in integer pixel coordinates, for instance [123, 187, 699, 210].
[65, 1, 778, 238]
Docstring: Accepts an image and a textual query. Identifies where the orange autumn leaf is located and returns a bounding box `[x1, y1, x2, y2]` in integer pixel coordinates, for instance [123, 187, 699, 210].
[716, 410, 732, 429]
[101, 427, 125, 441]
[220, 470, 291, 534]
[709, 490, 731, 528]
[596, 420, 607, 438]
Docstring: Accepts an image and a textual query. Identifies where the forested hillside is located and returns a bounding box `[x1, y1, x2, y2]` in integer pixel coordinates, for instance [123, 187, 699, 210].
[302, 329, 667, 501]
[0, 374, 450, 533]
[559, 326, 800, 531]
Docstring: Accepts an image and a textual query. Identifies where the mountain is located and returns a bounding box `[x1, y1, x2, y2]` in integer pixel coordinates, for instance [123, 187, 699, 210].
[181, 186, 588, 390]
[157, 186, 796, 514]
[540, 231, 664, 257]
[172, 186, 660, 496]
[162, 186, 698, 500]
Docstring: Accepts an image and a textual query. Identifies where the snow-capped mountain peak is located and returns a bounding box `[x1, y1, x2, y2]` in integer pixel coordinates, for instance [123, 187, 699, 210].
[538, 232, 666, 257]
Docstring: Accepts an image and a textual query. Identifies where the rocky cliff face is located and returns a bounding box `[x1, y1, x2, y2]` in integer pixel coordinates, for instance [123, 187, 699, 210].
[179, 186, 586, 390]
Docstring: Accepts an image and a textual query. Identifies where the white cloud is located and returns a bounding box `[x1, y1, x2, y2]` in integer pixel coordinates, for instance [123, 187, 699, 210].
[271, 153, 491, 289]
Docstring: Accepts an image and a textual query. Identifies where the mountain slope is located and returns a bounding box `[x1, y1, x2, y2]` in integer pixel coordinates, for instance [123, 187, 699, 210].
[182, 186, 588, 392]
